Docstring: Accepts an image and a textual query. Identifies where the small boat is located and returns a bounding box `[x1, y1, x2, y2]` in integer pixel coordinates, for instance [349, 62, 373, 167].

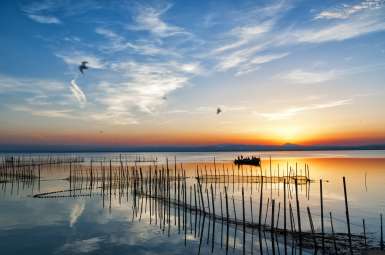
[234, 156, 261, 166]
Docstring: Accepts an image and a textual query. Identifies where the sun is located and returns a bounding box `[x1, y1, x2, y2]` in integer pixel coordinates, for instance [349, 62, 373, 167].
[273, 126, 302, 144]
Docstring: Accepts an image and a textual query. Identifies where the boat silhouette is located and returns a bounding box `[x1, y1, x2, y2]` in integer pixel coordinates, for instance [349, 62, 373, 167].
[234, 156, 261, 166]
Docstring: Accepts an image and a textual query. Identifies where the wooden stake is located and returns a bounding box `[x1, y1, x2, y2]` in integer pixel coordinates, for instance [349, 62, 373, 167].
[295, 178, 302, 250]
[320, 179, 325, 252]
[330, 212, 337, 254]
[343, 177, 353, 254]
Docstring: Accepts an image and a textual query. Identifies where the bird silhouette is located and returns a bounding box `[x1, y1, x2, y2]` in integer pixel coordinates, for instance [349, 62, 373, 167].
[79, 61, 89, 74]
[216, 107, 222, 115]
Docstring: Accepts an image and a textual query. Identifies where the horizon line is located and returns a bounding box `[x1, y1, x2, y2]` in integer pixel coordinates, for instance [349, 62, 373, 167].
[1, 143, 385, 153]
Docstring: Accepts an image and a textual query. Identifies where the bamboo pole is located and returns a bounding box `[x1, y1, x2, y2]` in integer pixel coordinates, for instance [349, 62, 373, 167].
[259, 176, 264, 227]
[307, 206, 317, 249]
[381, 213, 384, 250]
[242, 187, 246, 255]
[330, 212, 337, 254]
[283, 178, 287, 255]
[295, 178, 302, 251]
[343, 177, 353, 254]
[363, 219, 367, 248]
[320, 179, 325, 252]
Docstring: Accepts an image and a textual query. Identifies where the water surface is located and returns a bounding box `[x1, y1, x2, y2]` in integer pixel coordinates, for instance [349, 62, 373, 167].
[1, 150, 384, 254]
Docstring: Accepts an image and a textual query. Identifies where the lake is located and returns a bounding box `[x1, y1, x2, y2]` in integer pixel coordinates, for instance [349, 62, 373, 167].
[1, 150, 385, 254]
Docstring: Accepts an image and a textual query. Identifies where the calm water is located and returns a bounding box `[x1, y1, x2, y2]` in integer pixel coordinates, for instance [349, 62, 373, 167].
[1, 150, 385, 254]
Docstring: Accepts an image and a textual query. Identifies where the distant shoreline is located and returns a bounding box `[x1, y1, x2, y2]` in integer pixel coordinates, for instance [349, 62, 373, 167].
[1, 144, 385, 153]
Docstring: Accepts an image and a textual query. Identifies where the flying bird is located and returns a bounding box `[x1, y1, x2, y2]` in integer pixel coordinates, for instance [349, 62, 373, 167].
[79, 61, 89, 74]
[216, 107, 222, 115]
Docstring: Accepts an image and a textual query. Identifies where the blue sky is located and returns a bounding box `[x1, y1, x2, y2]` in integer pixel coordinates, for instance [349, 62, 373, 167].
[1, 0, 385, 146]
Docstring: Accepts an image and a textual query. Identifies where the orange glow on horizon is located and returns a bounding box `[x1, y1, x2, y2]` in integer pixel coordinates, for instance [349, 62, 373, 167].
[1, 128, 385, 146]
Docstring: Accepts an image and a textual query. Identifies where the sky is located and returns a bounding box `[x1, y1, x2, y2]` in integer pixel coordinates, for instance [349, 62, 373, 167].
[0, 0, 385, 147]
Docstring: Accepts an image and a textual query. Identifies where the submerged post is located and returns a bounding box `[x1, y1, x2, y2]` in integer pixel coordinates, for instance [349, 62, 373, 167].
[295, 178, 302, 250]
[259, 176, 264, 227]
[330, 212, 337, 254]
[343, 177, 353, 254]
[363, 219, 367, 248]
[381, 213, 384, 250]
[320, 179, 324, 252]
[283, 178, 287, 255]
[242, 187, 246, 255]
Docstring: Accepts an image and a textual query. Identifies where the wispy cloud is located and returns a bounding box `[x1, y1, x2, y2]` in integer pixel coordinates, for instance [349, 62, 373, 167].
[215, 43, 267, 71]
[212, 21, 273, 54]
[279, 63, 385, 85]
[21, 0, 103, 24]
[295, 15, 385, 43]
[209, 2, 292, 75]
[235, 52, 290, 76]
[130, 4, 189, 38]
[70, 80, 87, 106]
[258, 99, 352, 120]
[0, 74, 80, 119]
[9, 105, 75, 118]
[22, 1, 61, 24]
[315, 0, 385, 20]
[95, 27, 168, 56]
[0, 74, 66, 93]
[98, 60, 194, 115]
[26, 14, 61, 24]
[279, 69, 336, 84]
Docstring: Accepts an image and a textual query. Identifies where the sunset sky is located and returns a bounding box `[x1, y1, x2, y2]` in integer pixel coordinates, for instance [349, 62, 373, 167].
[1, 0, 385, 147]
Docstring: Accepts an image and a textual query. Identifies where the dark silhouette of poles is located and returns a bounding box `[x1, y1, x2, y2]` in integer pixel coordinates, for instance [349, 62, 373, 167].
[271, 199, 276, 255]
[381, 213, 384, 250]
[282, 178, 287, 255]
[225, 186, 229, 255]
[211, 184, 215, 253]
[295, 178, 302, 252]
[320, 179, 325, 252]
[343, 177, 352, 254]
[363, 219, 367, 248]
[307, 206, 317, 249]
[242, 187, 246, 255]
[330, 212, 337, 254]
[259, 176, 264, 227]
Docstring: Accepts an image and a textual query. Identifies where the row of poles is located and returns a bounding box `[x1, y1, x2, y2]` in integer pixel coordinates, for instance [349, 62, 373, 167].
[24, 157, 385, 254]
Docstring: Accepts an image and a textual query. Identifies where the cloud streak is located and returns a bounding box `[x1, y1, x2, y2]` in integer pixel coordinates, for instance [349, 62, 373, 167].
[70, 80, 87, 106]
[91, 60, 197, 125]
[21, 1, 62, 24]
[27, 14, 61, 24]
[315, 0, 385, 20]
[258, 99, 352, 120]
[130, 4, 189, 38]
[280, 69, 336, 84]
[295, 14, 385, 43]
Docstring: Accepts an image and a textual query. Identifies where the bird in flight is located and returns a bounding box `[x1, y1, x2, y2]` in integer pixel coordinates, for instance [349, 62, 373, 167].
[216, 107, 222, 115]
[79, 61, 89, 74]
